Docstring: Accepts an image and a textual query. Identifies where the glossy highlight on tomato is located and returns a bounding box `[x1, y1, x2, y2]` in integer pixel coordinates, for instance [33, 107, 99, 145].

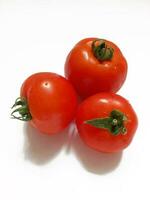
[65, 38, 128, 99]
[11, 72, 78, 135]
[76, 93, 138, 153]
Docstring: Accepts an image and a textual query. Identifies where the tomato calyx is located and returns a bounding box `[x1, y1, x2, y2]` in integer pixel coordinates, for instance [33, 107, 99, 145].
[11, 97, 32, 121]
[85, 110, 127, 135]
[92, 39, 114, 61]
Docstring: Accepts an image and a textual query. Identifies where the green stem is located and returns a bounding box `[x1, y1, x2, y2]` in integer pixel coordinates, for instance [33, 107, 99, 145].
[92, 39, 114, 61]
[85, 110, 127, 136]
[11, 97, 32, 121]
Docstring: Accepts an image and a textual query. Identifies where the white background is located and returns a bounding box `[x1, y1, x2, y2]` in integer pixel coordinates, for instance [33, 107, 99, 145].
[0, 0, 149, 199]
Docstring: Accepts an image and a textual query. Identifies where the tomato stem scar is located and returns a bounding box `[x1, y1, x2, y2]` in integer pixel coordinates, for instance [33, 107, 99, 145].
[92, 39, 114, 61]
[11, 97, 32, 121]
[85, 110, 127, 135]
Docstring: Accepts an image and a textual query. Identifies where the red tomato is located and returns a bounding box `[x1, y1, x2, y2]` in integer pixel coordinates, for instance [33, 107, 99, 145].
[65, 38, 127, 99]
[11, 72, 78, 135]
[76, 93, 138, 153]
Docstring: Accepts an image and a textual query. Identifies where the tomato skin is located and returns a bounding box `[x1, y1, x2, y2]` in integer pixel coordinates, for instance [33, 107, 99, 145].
[76, 93, 138, 153]
[65, 38, 127, 99]
[21, 72, 78, 135]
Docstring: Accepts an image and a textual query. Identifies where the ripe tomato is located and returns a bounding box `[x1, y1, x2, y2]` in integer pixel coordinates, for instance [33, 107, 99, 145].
[11, 72, 78, 135]
[76, 93, 138, 153]
[65, 38, 127, 99]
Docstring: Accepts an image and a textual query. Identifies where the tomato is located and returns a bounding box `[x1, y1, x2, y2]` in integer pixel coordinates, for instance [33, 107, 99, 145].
[65, 38, 127, 99]
[76, 93, 138, 153]
[11, 72, 78, 135]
